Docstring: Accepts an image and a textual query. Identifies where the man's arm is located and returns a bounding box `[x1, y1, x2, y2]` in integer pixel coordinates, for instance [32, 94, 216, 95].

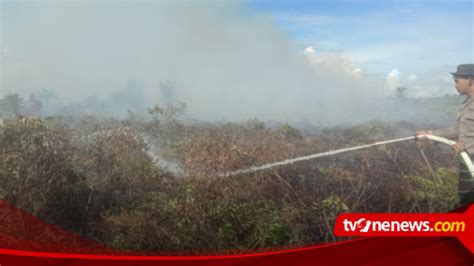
[458, 107, 474, 154]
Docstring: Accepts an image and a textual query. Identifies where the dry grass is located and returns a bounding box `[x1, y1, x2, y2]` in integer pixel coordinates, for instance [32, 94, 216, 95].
[0, 112, 460, 253]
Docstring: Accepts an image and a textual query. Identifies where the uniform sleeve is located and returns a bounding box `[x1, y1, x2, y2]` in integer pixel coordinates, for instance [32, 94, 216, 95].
[459, 106, 474, 155]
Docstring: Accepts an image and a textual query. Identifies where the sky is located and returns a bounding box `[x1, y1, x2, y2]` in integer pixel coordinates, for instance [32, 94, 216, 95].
[249, 0, 473, 95]
[0, 0, 473, 124]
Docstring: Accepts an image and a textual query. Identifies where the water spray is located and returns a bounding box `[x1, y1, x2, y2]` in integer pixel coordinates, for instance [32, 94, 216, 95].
[219, 135, 474, 178]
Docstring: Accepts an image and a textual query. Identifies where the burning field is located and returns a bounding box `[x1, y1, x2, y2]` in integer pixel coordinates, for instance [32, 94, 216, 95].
[0, 99, 462, 253]
[1, 0, 470, 256]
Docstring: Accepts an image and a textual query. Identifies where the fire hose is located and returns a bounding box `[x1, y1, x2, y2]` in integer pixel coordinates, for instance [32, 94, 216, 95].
[423, 134, 474, 177]
[220, 135, 474, 178]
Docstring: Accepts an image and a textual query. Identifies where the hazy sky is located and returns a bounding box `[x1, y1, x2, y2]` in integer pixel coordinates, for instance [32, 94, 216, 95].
[251, 0, 473, 94]
[0, 0, 472, 123]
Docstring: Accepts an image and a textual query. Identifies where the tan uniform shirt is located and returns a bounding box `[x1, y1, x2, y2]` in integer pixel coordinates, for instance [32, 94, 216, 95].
[434, 96, 474, 154]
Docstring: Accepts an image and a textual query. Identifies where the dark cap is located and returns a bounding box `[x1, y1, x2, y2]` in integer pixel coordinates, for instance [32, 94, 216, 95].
[451, 64, 474, 77]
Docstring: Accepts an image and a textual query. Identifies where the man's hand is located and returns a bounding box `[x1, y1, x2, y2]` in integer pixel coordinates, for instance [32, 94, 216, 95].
[415, 130, 432, 141]
[452, 142, 465, 153]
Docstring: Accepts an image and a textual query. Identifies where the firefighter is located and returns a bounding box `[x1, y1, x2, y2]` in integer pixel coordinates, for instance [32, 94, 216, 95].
[416, 64, 474, 206]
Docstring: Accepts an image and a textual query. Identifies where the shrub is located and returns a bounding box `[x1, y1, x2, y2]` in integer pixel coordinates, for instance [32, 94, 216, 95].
[0, 117, 88, 231]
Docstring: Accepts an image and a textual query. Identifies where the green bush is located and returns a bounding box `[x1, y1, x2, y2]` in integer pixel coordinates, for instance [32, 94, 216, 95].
[404, 168, 458, 211]
[211, 201, 298, 250]
[0, 117, 88, 231]
[0, 115, 464, 252]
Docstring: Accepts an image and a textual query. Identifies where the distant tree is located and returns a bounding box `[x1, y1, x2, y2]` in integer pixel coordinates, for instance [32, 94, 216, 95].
[38, 88, 56, 113]
[158, 81, 176, 104]
[0, 93, 24, 117]
[26, 93, 42, 115]
[396, 87, 407, 100]
[147, 102, 186, 122]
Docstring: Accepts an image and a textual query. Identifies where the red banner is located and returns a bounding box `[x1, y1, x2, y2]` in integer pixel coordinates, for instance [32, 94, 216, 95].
[0, 200, 471, 265]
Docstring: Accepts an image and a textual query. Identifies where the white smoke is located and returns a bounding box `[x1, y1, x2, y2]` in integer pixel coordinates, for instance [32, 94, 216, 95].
[408, 74, 417, 82]
[141, 135, 184, 175]
[304, 45, 364, 78]
[1, 1, 445, 125]
[385, 68, 401, 91]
